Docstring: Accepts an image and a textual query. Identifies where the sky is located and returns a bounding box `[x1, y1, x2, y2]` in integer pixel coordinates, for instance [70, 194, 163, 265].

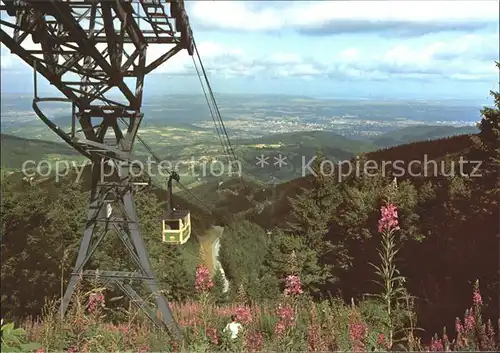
[1, 0, 499, 102]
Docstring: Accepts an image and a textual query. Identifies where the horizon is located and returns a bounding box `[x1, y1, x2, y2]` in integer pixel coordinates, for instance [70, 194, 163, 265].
[0, 91, 492, 100]
[0, 91, 493, 108]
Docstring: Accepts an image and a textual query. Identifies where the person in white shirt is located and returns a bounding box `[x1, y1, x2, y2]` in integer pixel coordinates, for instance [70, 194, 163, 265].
[223, 315, 243, 339]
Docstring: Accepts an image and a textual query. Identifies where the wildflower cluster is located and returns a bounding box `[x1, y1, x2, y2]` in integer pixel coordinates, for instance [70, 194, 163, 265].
[87, 291, 105, 313]
[245, 331, 264, 352]
[473, 284, 482, 306]
[205, 327, 218, 345]
[426, 281, 497, 351]
[274, 303, 295, 336]
[195, 265, 213, 293]
[429, 335, 445, 351]
[377, 333, 388, 349]
[283, 274, 303, 296]
[348, 310, 367, 352]
[234, 304, 252, 324]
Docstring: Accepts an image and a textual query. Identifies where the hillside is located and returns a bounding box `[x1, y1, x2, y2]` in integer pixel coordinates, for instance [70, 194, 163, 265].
[233, 133, 481, 232]
[1, 122, 498, 348]
[1, 124, 478, 185]
[201, 130, 498, 340]
[237, 130, 375, 153]
[370, 125, 479, 148]
[0, 133, 81, 170]
[0, 165, 220, 319]
[186, 132, 481, 229]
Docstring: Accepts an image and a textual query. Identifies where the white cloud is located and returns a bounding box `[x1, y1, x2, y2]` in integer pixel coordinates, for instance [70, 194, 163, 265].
[1, 3, 497, 84]
[189, 0, 499, 35]
[2, 32, 496, 82]
[146, 33, 497, 82]
[0, 49, 15, 69]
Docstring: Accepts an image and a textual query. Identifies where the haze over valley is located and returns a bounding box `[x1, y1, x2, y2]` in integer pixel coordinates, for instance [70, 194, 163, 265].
[1, 93, 481, 184]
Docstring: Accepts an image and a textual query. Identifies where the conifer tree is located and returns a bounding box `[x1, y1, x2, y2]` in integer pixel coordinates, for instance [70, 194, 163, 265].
[212, 267, 228, 304]
[134, 193, 193, 301]
[235, 282, 248, 304]
[470, 61, 500, 202]
[286, 250, 300, 275]
[285, 148, 343, 289]
[262, 230, 328, 294]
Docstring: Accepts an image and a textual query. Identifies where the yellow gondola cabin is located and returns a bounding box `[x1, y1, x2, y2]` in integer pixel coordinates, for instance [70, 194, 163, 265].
[161, 171, 191, 245]
[162, 209, 191, 245]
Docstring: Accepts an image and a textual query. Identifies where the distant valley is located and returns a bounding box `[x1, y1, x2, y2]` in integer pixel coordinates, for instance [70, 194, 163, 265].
[1, 94, 479, 185]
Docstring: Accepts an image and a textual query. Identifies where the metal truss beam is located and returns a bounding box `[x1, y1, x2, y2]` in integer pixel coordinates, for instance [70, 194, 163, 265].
[0, 0, 195, 338]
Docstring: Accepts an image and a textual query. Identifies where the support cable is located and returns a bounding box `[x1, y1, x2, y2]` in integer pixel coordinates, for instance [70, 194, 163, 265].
[191, 38, 248, 192]
[191, 55, 231, 165]
[193, 39, 237, 162]
[118, 118, 213, 213]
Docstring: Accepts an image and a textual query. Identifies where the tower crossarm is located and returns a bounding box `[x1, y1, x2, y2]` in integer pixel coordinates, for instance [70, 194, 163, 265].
[0, 0, 194, 110]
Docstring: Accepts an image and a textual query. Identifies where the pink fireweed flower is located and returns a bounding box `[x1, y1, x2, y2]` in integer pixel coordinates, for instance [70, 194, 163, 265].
[88, 291, 105, 313]
[235, 304, 253, 324]
[348, 310, 367, 352]
[464, 310, 476, 331]
[429, 336, 444, 351]
[195, 265, 213, 293]
[206, 327, 218, 345]
[455, 317, 463, 334]
[377, 333, 386, 346]
[245, 331, 264, 352]
[485, 319, 496, 349]
[276, 303, 295, 322]
[284, 274, 303, 296]
[349, 322, 367, 343]
[307, 324, 324, 351]
[169, 339, 180, 353]
[274, 320, 287, 336]
[274, 303, 295, 336]
[472, 287, 482, 306]
[378, 203, 400, 233]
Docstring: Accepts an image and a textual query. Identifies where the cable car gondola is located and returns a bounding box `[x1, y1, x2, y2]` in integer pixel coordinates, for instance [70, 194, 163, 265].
[162, 171, 191, 245]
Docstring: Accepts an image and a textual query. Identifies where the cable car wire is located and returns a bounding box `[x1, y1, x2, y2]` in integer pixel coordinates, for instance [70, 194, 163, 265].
[109, 24, 252, 212]
[191, 38, 248, 192]
[191, 55, 231, 165]
[117, 118, 213, 213]
[192, 39, 237, 163]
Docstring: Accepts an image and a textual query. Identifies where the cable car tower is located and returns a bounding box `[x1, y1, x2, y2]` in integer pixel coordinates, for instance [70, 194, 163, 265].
[0, 0, 194, 338]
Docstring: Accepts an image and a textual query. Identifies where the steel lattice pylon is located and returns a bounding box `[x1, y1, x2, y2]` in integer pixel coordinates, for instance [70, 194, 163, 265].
[0, 0, 194, 337]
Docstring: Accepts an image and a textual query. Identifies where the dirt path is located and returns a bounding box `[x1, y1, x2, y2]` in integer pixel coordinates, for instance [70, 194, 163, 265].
[198, 226, 224, 276]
